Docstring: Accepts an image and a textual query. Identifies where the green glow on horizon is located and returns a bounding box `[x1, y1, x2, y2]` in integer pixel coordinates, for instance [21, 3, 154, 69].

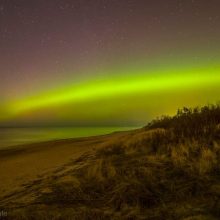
[2, 63, 220, 122]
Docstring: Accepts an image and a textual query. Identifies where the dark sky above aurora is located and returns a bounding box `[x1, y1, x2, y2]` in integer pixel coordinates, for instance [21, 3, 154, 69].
[0, 0, 220, 127]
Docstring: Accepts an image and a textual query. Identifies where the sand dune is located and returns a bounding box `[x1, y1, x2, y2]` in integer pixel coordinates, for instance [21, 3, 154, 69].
[1, 105, 220, 219]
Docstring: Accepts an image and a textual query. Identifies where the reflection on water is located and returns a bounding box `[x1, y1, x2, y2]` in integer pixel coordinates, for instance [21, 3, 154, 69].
[0, 127, 137, 149]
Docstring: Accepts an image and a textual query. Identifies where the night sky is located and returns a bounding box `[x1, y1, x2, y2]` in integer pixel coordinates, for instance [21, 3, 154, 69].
[1, 0, 220, 127]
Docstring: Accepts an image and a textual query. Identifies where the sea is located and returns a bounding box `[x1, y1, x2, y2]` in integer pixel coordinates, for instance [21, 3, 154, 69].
[0, 127, 137, 149]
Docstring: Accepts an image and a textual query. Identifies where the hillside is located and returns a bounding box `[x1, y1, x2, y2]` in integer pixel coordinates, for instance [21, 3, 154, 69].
[1, 104, 220, 220]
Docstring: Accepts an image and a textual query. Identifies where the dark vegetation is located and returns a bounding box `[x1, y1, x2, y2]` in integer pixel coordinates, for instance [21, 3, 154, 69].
[5, 104, 220, 219]
[147, 104, 220, 142]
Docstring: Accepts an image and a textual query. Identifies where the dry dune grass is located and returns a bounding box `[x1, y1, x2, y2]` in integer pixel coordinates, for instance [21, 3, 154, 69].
[2, 104, 220, 219]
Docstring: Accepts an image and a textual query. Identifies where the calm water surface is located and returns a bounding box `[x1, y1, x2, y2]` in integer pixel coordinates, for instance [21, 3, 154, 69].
[0, 127, 137, 149]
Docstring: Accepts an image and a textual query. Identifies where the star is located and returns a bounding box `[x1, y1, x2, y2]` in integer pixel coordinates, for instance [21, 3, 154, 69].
[0, 5, 4, 14]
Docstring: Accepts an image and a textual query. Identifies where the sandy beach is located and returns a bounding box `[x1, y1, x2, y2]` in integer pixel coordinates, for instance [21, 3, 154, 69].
[0, 131, 131, 201]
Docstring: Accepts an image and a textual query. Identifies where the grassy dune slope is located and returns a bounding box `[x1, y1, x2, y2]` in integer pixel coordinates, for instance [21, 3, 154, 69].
[1, 104, 220, 220]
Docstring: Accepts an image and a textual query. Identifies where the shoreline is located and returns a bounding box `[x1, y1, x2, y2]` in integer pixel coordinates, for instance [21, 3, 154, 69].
[0, 126, 138, 150]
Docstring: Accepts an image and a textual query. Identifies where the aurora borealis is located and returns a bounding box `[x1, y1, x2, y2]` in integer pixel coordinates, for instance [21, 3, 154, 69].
[1, 0, 220, 127]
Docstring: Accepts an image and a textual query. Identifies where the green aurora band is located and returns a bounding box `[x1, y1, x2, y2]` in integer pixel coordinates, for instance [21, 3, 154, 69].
[1, 63, 220, 125]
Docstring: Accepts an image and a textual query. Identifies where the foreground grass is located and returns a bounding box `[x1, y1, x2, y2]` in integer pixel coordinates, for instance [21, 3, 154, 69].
[4, 104, 220, 219]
